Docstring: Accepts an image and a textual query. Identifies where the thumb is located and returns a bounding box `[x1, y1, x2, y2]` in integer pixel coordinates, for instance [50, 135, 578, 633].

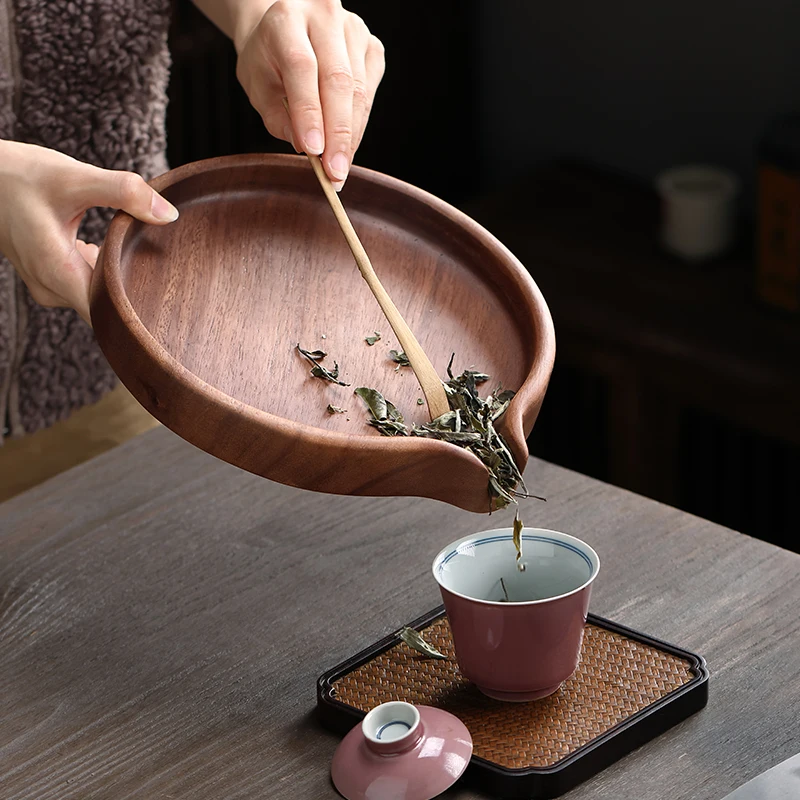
[83, 168, 179, 225]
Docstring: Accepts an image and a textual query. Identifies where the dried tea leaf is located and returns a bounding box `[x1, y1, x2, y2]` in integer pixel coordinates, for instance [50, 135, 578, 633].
[413, 409, 481, 443]
[487, 385, 516, 421]
[389, 350, 411, 367]
[297, 344, 350, 386]
[373, 421, 408, 437]
[413, 428, 483, 445]
[297, 345, 327, 361]
[365, 331, 382, 346]
[386, 400, 405, 424]
[489, 475, 512, 510]
[354, 387, 388, 420]
[417, 398, 424, 405]
[327, 405, 347, 414]
[398, 627, 447, 660]
[499, 577, 510, 602]
[489, 399, 511, 421]
[310, 362, 349, 385]
[512, 509, 523, 563]
[354, 387, 408, 436]
[427, 410, 458, 429]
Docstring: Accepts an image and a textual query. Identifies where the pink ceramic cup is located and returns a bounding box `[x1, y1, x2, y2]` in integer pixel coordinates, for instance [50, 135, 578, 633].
[432, 527, 600, 702]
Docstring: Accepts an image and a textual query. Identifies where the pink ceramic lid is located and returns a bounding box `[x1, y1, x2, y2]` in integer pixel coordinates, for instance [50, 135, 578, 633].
[331, 701, 473, 800]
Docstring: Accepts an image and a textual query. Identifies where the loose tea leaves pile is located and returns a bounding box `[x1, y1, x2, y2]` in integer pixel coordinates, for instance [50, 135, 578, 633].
[354, 355, 536, 510]
[294, 341, 539, 510]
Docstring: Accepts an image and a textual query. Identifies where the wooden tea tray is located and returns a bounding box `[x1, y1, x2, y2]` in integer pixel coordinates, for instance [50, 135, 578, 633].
[317, 607, 709, 798]
[91, 154, 555, 513]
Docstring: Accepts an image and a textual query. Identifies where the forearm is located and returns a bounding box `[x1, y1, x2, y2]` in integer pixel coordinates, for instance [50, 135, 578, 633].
[190, 0, 277, 52]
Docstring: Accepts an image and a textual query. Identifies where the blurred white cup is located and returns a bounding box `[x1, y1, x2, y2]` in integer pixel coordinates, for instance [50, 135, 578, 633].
[655, 165, 740, 262]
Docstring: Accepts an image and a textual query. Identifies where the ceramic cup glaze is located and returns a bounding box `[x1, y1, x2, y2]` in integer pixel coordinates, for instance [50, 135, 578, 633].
[330, 701, 473, 800]
[432, 528, 600, 702]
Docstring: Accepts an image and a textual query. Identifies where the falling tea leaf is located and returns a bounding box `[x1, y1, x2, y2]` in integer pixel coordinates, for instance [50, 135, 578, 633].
[327, 405, 347, 414]
[398, 627, 447, 660]
[513, 509, 523, 563]
[297, 344, 350, 386]
[365, 331, 382, 346]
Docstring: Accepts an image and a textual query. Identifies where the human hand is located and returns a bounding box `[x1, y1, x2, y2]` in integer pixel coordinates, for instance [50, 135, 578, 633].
[233, 0, 385, 191]
[0, 140, 179, 324]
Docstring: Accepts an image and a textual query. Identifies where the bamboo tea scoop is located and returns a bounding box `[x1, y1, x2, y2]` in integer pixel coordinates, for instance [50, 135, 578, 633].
[284, 101, 449, 420]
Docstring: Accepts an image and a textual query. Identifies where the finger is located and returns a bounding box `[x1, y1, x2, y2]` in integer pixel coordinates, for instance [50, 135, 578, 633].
[239, 24, 301, 150]
[24, 244, 93, 324]
[56, 245, 93, 324]
[254, 83, 294, 146]
[83, 168, 179, 224]
[283, 124, 300, 153]
[309, 15, 354, 189]
[75, 239, 100, 268]
[355, 34, 386, 153]
[258, 87, 304, 154]
[344, 14, 370, 157]
[271, 11, 324, 155]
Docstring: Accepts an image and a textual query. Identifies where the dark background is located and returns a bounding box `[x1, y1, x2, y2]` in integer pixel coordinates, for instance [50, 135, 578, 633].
[167, 0, 800, 552]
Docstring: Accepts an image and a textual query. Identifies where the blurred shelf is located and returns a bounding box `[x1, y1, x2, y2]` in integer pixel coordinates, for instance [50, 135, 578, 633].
[472, 162, 800, 549]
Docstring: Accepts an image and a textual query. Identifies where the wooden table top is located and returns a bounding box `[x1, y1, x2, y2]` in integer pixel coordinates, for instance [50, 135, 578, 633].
[1, 427, 798, 799]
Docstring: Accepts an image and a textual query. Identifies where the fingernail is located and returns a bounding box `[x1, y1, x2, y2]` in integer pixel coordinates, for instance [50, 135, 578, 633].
[304, 129, 324, 155]
[330, 152, 349, 181]
[151, 192, 179, 223]
[332, 178, 346, 193]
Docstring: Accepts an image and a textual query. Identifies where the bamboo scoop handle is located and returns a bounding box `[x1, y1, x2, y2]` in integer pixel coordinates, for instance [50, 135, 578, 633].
[283, 105, 450, 420]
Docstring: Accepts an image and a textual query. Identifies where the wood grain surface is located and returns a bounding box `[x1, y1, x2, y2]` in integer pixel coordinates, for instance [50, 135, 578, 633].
[91, 154, 555, 513]
[301, 147, 450, 421]
[1, 427, 798, 800]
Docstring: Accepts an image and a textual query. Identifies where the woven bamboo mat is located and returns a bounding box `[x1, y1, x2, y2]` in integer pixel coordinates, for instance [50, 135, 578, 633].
[331, 616, 696, 769]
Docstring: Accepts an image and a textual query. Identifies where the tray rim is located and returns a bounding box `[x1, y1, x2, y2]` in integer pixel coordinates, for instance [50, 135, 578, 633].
[317, 605, 709, 797]
[91, 153, 556, 513]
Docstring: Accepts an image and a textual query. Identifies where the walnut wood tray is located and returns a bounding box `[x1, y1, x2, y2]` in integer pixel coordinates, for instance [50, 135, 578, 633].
[317, 607, 709, 798]
[91, 154, 555, 513]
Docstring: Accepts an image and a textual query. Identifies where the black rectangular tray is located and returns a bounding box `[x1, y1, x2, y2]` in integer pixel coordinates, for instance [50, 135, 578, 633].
[317, 606, 709, 798]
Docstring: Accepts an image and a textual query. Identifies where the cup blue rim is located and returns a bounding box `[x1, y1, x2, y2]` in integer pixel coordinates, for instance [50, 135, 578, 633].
[432, 527, 600, 606]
